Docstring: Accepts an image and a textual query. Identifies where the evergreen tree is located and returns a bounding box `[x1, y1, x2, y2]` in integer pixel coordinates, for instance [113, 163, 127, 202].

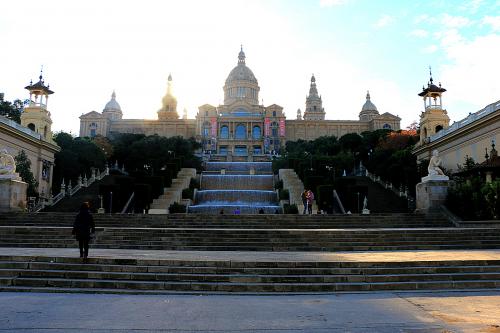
[14, 150, 39, 197]
[0, 98, 24, 124]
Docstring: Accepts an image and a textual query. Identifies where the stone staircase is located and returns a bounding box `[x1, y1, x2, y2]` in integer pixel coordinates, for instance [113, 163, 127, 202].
[1, 255, 499, 294]
[149, 168, 197, 214]
[279, 169, 318, 214]
[1, 225, 499, 251]
[0, 212, 499, 293]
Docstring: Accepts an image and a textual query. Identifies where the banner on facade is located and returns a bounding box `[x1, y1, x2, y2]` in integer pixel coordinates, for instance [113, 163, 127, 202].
[264, 118, 270, 137]
[279, 119, 285, 136]
[211, 118, 217, 137]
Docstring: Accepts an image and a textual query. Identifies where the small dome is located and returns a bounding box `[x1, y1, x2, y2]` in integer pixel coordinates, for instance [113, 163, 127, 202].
[103, 91, 121, 112]
[361, 91, 377, 112]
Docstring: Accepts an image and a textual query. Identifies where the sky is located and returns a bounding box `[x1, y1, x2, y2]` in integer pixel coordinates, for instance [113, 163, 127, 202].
[1, 0, 499, 136]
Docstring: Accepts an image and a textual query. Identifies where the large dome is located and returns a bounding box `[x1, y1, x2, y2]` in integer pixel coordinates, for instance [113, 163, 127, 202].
[225, 48, 258, 85]
[223, 47, 260, 105]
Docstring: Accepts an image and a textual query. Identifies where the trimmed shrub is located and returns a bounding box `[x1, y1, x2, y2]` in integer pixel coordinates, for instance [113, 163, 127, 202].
[169, 202, 186, 214]
[279, 188, 289, 200]
[274, 179, 283, 190]
[283, 203, 298, 214]
[182, 188, 194, 200]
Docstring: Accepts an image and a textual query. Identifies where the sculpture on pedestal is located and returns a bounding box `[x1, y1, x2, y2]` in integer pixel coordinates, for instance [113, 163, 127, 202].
[0, 149, 16, 175]
[427, 150, 445, 176]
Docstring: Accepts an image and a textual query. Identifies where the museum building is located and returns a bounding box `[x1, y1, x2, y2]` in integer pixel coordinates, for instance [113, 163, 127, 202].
[79, 48, 401, 157]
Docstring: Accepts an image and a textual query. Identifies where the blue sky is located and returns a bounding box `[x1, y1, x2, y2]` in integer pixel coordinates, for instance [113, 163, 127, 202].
[1, 0, 499, 135]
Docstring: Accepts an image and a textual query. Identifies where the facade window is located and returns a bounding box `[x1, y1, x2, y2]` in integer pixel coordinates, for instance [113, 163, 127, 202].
[234, 145, 247, 155]
[220, 125, 229, 139]
[271, 122, 278, 137]
[205, 111, 208, 116]
[383, 123, 391, 130]
[313, 106, 317, 111]
[202, 121, 210, 137]
[27, 123, 35, 131]
[435, 125, 443, 132]
[252, 126, 261, 139]
[235, 124, 246, 139]
[89, 123, 98, 138]
[219, 146, 228, 155]
[253, 146, 262, 154]
[272, 111, 276, 117]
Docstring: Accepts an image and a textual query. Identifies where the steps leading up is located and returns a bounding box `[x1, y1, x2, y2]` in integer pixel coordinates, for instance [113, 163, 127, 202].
[1, 255, 499, 294]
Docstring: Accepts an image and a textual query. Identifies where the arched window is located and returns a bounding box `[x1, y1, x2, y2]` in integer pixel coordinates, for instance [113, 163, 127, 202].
[89, 122, 98, 138]
[435, 125, 443, 132]
[383, 123, 391, 130]
[271, 121, 278, 137]
[313, 106, 317, 111]
[272, 111, 276, 117]
[27, 123, 35, 132]
[202, 121, 210, 137]
[423, 127, 428, 137]
[252, 126, 261, 139]
[220, 125, 229, 139]
[235, 124, 246, 139]
[43, 125, 48, 138]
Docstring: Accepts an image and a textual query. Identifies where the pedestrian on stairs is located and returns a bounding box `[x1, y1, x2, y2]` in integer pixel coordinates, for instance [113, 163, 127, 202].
[72, 202, 95, 263]
[306, 190, 315, 215]
[301, 189, 308, 214]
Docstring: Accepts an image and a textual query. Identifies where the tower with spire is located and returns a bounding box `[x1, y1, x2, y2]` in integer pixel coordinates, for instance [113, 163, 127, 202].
[418, 67, 450, 145]
[21, 69, 56, 143]
[303, 74, 325, 121]
[158, 74, 179, 120]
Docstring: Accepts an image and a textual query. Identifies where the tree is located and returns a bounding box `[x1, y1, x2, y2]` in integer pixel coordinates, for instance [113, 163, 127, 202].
[14, 150, 38, 197]
[52, 132, 107, 194]
[339, 133, 362, 152]
[0, 98, 24, 124]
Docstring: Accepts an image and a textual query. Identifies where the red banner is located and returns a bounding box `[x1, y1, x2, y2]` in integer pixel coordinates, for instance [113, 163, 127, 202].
[211, 118, 217, 137]
[264, 118, 270, 137]
[279, 119, 285, 136]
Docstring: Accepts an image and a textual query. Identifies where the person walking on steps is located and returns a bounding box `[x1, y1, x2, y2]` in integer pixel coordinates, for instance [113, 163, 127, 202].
[301, 189, 308, 214]
[306, 190, 315, 215]
[72, 202, 95, 263]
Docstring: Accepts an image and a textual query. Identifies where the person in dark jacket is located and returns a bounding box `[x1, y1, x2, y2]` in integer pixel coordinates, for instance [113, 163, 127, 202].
[72, 202, 95, 262]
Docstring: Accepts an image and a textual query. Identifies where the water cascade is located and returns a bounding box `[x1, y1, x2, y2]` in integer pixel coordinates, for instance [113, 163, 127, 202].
[188, 162, 282, 214]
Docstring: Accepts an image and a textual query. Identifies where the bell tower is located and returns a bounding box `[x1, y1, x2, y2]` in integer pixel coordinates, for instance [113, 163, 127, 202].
[418, 67, 450, 145]
[303, 74, 325, 121]
[21, 69, 56, 143]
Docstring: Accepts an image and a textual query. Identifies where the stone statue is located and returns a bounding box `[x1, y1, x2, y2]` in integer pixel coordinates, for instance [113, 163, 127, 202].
[0, 149, 16, 175]
[428, 150, 445, 176]
[363, 196, 368, 210]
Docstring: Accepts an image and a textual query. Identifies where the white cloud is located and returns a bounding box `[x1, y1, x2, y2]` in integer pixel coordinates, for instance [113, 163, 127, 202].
[421, 45, 438, 54]
[458, 0, 483, 14]
[410, 29, 429, 38]
[374, 15, 393, 28]
[482, 16, 500, 31]
[319, 0, 347, 7]
[441, 13, 472, 28]
[440, 33, 500, 121]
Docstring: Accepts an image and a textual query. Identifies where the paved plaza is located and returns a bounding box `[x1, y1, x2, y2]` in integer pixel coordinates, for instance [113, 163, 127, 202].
[1, 291, 499, 332]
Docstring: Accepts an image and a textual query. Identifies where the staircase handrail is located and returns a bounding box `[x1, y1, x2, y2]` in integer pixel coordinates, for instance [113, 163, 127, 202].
[121, 192, 135, 214]
[365, 170, 413, 199]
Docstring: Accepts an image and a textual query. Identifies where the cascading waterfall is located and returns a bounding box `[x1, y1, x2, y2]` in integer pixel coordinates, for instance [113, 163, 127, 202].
[188, 162, 282, 214]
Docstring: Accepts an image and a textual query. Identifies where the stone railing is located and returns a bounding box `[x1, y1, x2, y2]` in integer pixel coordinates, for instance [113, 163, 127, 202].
[365, 170, 415, 210]
[30, 166, 109, 212]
